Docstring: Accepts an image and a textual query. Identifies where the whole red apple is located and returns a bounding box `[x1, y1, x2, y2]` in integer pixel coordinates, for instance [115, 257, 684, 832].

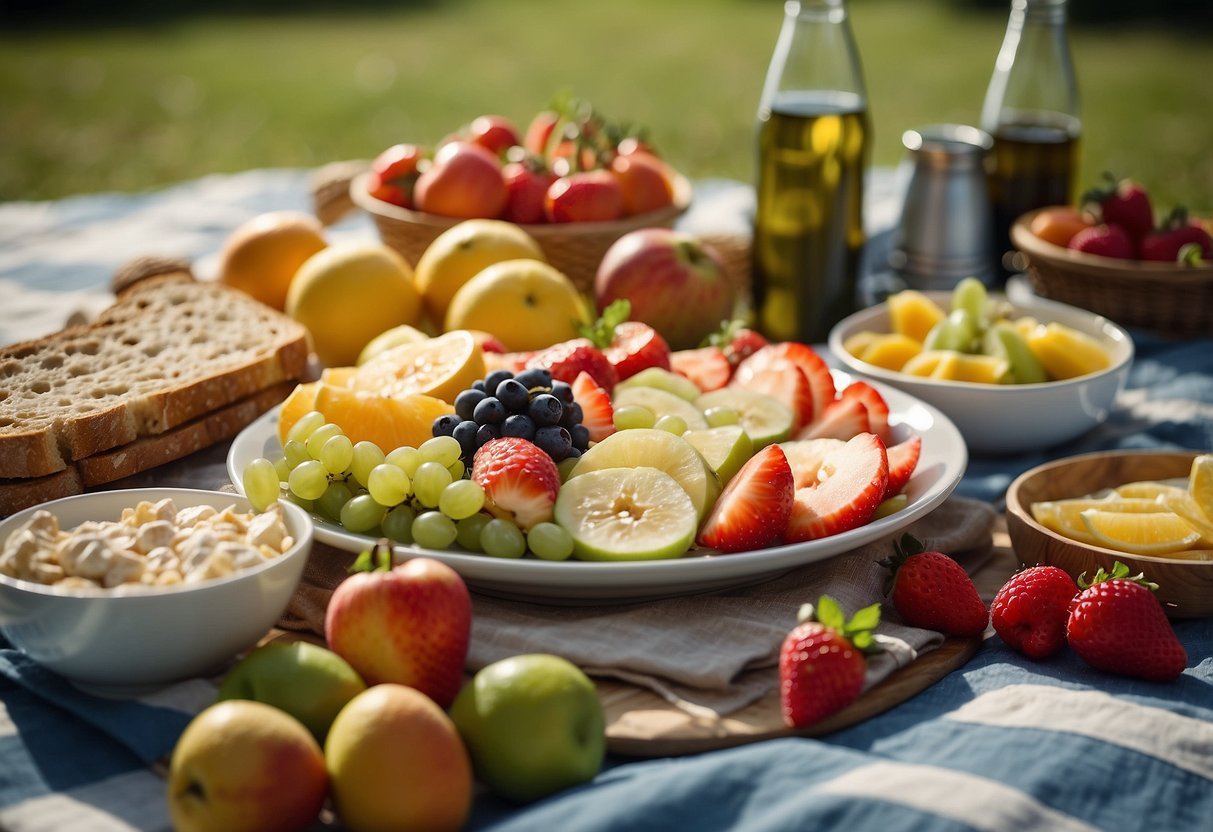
[414, 140, 507, 220]
[325, 555, 471, 708]
[595, 229, 735, 350]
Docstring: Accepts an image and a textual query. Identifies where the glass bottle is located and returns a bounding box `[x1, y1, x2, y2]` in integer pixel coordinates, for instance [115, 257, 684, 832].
[752, 0, 870, 345]
[982, 0, 1080, 282]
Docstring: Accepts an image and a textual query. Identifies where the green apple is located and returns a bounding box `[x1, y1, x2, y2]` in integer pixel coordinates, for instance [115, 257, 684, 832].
[217, 640, 366, 743]
[555, 467, 697, 561]
[696, 388, 794, 447]
[450, 654, 606, 803]
[683, 425, 753, 486]
[614, 366, 703, 402]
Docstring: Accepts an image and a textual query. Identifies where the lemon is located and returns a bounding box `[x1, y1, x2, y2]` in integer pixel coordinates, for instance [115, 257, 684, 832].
[1189, 454, 1213, 520]
[286, 243, 423, 368]
[356, 324, 431, 366]
[217, 211, 328, 311]
[1079, 508, 1202, 555]
[1159, 490, 1213, 546]
[414, 219, 546, 328]
[1031, 497, 1168, 544]
[444, 259, 590, 352]
[352, 329, 486, 404]
[1114, 480, 1187, 501]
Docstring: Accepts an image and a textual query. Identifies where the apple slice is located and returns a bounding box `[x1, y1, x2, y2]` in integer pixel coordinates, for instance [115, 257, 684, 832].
[614, 366, 703, 402]
[683, 425, 754, 487]
[695, 388, 794, 448]
[784, 433, 890, 542]
[555, 467, 697, 561]
[612, 385, 709, 431]
[568, 428, 720, 520]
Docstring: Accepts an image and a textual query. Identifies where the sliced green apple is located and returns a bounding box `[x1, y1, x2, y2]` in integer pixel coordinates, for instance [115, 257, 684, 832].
[614, 367, 703, 402]
[683, 425, 753, 487]
[696, 388, 794, 447]
[613, 386, 709, 431]
[554, 467, 697, 561]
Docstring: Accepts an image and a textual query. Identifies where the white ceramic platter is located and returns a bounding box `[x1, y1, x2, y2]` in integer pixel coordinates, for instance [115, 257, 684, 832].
[228, 371, 967, 604]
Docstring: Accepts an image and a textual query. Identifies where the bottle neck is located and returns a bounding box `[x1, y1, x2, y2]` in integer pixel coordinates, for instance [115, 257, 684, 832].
[761, 0, 866, 111]
[982, 0, 1078, 131]
[1017, 0, 1068, 25]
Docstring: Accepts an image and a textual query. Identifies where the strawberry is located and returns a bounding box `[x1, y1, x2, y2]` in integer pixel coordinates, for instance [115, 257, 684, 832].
[470, 437, 561, 531]
[883, 434, 922, 499]
[570, 370, 615, 442]
[1066, 562, 1187, 682]
[740, 342, 836, 423]
[1139, 207, 1213, 263]
[706, 319, 769, 367]
[502, 159, 558, 226]
[779, 437, 844, 490]
[991, 565, 1077, 659]
[1083, 173, 1154, 240]
[731, 356, 813, 431]
[580, 299, 671, 381]
[1067, 223, 1136, 259]
[784, 433, 888, 542]
[779, 596, 880, 728]
[669, 346, 732, 392]
[527, 338, 619, 391]
[879, 534, 988, 637]
[697, 444, 794, 553]
[838, 381, 891, 443]
[794, 397, 869, 441]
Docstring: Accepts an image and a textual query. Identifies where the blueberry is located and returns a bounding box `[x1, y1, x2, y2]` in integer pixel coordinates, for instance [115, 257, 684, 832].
[476, 422, 501, 445]
[455, 388, 487, 421]
[534, 425, 572, 461]
[472, 379, 487, 393]
[484, 369, 515, 394]
[473, 397, 506, 425]
[560, 401, 584, 429]
[432, 413, 461, 437]
[514, 367, 553, 391]
[453, 419, 480, 458]
[564, 445, 582, 461]
[502, 413, 536, 440]
[570, 423, 591, 451]
[529, 393, 563, 426]
[496, 378, 530, 413]
[550, 380, 575, 404]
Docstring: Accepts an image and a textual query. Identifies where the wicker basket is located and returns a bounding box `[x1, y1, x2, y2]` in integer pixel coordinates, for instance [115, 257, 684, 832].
[1011, 208, 1213, 337]
[349, 171, 694, 295]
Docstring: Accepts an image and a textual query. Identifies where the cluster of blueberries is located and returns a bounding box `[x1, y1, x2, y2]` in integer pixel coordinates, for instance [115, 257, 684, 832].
[432, 368, 591, 463]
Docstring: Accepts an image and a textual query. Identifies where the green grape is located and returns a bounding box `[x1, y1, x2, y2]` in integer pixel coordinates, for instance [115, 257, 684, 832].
[306, 423, 345, 460]
[286, 410, 326, 444]
[480, 518, 526, 559]
[419, 435, 463, 468]
[413, 461, 453, 508]
[654, 414, 688, 435]
[704, 406, 740, 427]
[381, 504, 416, 544]
[288, 459, 330, 501]
[412, 511, 458, 550]
[350, 441, 386, 488]
[283, 439, 310, 469]
[557, 456, 580, 482]
[285, 492, 314, 512]
[984, 321, 1048, 385]
[613, 404, 656, 431]
[340, 494, 387, 534]
[242, 457, 281, 512]
[455, 513, 491, 551]
[273, 456, 292, 483]
[527, 522, 574, 561]
[315, 480, 354, 522]
[367, 463, 411, 507]
[386, 446, 422, 478]
[447, 459, 465, 481]
[319, 433, 354, 476]
[951, 276, 990, 329]
[923, 309, 978, 353]
[439, 479, 485, 520]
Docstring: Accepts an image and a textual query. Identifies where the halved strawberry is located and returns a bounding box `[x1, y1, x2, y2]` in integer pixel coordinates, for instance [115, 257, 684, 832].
[730, 357, 813, 431]
[779, 437, 845, 489]
[603, 321, 671, 381]
[669, 346, 732, 392]
[570, 370, 615, 442]
[784, 433, 889, 542]
[697, 444, 794, 553]
[707, 320, 770, 367]
[738, 343, 835, 424]
[838, 381, 891, 443]
[527, 339, 619, 391]
[470, 437, 561, 530]
[795, 398, 870, 441]
[884, 434, 922, 498]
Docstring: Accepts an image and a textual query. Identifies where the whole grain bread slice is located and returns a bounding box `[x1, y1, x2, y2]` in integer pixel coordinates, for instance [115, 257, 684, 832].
[0, 274, 309, 479]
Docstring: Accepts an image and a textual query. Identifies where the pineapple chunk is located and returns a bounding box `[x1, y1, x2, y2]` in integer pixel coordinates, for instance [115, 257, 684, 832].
[1025, 322, 1112, 380]
[888, 290, 947, 343]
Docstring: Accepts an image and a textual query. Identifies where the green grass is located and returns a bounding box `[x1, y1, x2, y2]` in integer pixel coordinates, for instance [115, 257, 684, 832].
[3, 0, 1211, 213]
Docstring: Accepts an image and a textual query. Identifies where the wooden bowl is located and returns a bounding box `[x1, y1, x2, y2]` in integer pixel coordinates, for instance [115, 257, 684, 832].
[1005, 449, 1212, 619]
[1011, 209, 1213, 337]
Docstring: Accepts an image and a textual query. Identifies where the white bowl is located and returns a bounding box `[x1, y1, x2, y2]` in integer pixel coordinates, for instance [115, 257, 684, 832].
[828, 289, 1133, 455]
[0, 488, 313, 697]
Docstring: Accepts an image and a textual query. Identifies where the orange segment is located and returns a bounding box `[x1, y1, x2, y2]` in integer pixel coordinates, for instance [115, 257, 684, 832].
[277, 381, 320, 446]
[351, 329, 485, 404]
[313, 383, 453, 452]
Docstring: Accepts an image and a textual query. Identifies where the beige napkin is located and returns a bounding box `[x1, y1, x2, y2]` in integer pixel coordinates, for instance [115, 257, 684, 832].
[282, 496, 997, 716]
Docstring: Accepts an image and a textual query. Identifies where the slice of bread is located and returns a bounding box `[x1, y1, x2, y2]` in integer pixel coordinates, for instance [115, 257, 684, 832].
[0, 274, 309, 480]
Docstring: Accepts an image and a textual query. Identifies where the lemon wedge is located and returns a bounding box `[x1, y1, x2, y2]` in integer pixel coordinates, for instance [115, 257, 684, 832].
[1189, 454, 1213, 520]
[1079, 508, 1202, 555]
[1032, 497, 1167, 544]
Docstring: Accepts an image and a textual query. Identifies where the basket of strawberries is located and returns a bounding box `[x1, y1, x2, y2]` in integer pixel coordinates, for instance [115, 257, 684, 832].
[347, 96, 693, 295]
[1010, 173, 1213, 336]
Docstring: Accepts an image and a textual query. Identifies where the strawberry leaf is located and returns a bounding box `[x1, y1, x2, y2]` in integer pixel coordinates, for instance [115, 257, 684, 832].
[578, 299, 631, 349]
[815, 595, 846, 631]
[1076, 560, 1158, 592]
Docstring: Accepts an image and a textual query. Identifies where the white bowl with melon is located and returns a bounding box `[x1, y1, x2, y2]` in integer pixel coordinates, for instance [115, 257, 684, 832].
[828, 280, 1133, 455]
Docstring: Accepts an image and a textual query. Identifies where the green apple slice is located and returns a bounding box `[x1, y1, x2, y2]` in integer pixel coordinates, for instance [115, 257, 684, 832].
[568, 428, 719, 520]
[614, 367, 703, 402]
[695, 388, 794, 447]
[555, 467, 697, 561]
[682, 425, 753, 487]
[613, 386, 709, 430]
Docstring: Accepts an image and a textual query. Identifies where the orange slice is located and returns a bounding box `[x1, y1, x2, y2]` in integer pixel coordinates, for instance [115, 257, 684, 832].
[351, 329, 485, 404]
[313, 383, 453, 452]
[1079, 509, 1202, 555]
[277, 381, 320, 446]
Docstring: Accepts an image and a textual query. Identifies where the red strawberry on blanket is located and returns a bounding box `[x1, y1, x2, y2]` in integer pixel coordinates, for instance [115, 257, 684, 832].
[697, 444, 794, 553]
[570, 371, 615, 442]
[779, 595, 881, 728]
[880, 534, 988, 637]
[1066, 561, 1187, 681]
[991, 565, 1077, 659]
[784, 433, 888, 542]
[1083, 173, 1154, 241]
[669, 346, 732, 392]
[883, 435, 922, 499]
[527, 339, 619, 391]
[471, 437, 561, 531]
[579, 299, 671, 382]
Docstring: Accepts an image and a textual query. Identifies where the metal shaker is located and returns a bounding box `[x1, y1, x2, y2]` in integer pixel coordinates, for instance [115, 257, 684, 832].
[889, 124, 996, 290]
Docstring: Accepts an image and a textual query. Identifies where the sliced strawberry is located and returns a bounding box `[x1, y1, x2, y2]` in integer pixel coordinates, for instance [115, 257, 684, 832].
[603, 321, 671, 381]
[470, 437, 561, 531]
[570, 371, 615, 443]
[779, 437, 845, 489]
[731, 357, 813, 431]
[526, 339, 619, 391]
[838, 381, 891, 443]
[738, 343, 835, 424]
[884, 434, 922, 498]
[784, 433, 889, 542]
[697, 444, 794, 553]
[795, 398, 870, 441]
[669, 346, 732, 392]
